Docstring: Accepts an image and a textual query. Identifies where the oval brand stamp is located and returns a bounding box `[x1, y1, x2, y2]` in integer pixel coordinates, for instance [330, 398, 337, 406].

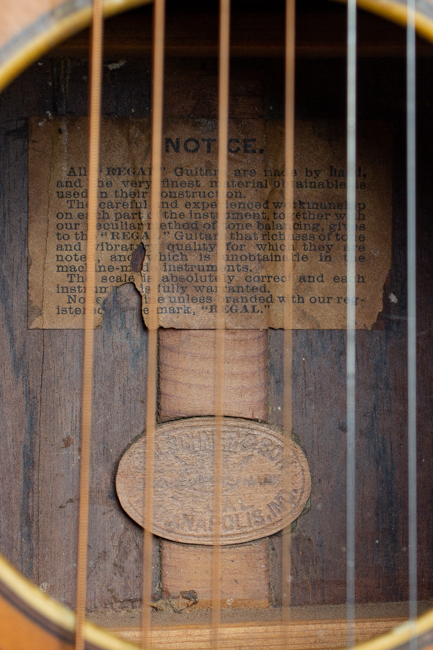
[116, 417, 311, 545]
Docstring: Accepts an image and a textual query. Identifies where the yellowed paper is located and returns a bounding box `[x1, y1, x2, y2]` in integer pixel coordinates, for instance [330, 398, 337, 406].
[28, 117, 147, 328]
[28, 117, 391, 329]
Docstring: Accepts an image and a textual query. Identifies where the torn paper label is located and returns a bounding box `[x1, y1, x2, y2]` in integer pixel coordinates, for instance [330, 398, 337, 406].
[28, 117, 391, 329]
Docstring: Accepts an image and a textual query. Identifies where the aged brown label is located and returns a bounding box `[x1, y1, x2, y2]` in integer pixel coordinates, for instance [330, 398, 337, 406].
[28, 117, 391, 329]
[116, 417, 311, 545]
[28, 117, 146, 329]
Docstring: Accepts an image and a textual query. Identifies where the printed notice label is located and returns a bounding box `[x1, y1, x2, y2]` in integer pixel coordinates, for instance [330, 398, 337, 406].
[28, 117, 391, 329]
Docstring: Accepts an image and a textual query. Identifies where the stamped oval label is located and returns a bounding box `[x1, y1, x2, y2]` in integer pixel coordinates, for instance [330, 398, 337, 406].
[116, 417, 311, 545]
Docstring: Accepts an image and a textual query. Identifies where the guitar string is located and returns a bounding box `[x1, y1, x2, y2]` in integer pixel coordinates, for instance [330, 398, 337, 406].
[406, 0, 417, 647]
[212, 0, 230, 647]
[346, 0, 357, 647]
[73, 7, 416, 650]
[75, 0, 103, 648]
[282, 0, 295, 641]
[141, 0, 165, 648]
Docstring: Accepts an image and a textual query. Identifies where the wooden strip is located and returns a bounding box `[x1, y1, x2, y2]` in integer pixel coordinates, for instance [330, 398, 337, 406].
[159, 330, 268, 421]
[158, 331, 270, 608]
[75, 1, 103, 648]
[114, 618, 407, 650]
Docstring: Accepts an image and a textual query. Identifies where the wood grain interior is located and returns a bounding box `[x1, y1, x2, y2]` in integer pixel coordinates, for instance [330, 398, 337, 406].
[114, 618, 408, 649]
[0, 0, 432, 640]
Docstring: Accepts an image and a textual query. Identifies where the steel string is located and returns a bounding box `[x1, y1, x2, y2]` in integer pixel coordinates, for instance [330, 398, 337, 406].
[346, 0, 357, 647]
[406, 1, 417, 648]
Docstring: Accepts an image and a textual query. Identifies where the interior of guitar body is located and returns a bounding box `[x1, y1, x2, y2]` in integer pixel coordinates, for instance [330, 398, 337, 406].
[1, 1, 433, 648]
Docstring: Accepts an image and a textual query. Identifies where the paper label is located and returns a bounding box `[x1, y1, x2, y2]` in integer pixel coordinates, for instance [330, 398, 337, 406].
[116, 417, 311, 545]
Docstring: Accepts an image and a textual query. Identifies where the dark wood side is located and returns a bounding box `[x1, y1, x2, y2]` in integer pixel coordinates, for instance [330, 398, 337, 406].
[0, 117, 41, 586]
[0, 0, 432, 615]
[50, 3, 433, 59]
